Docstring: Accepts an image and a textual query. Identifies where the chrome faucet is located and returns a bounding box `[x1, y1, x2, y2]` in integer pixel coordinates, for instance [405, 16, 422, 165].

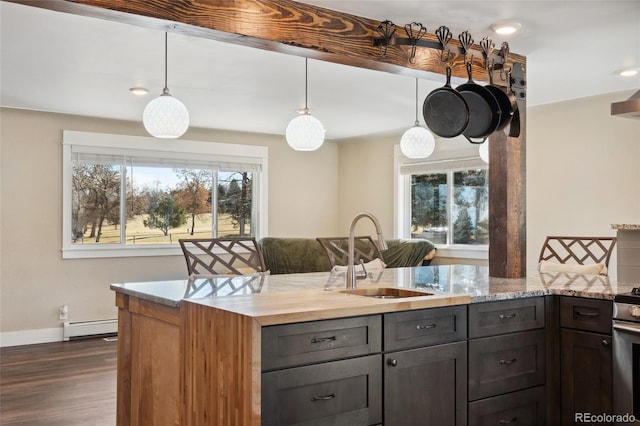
[346, 212, 388, 289]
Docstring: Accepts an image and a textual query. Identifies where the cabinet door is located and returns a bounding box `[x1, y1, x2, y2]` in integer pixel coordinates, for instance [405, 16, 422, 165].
[560, 329, 613, 425]
[262, 355, 381, 426]
[385, 341, 467, 426]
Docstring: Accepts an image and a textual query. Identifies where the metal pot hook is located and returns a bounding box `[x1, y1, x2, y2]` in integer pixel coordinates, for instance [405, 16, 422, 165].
[435, 26, 453, 63]
[480, 37, 495, 70]
[458, 31, 474, 65]
[376, 20, 397, 57]
[404, 22, 427, 64]
[499, 42, 513, 81]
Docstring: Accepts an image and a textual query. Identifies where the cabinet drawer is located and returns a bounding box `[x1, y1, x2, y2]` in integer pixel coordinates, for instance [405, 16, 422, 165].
[384, 305, 467, 351]
[262, 315, 381, 370]
[261, 355, 382, 426]
[468, 297, 545, 338]
[469, 329, 546, 401]
[469, 386, 545, 426]
[560, 296, 612, 334]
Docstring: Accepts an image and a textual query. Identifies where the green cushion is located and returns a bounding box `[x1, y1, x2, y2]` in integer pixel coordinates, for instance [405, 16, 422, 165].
[258, 238, 331, 275]
[382, 239, 437, 268]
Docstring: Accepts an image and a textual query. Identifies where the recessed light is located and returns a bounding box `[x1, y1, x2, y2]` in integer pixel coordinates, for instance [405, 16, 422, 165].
[619, 68, 639, 77]
[129, 87, 149, 96]
[491, 22, 522, 35]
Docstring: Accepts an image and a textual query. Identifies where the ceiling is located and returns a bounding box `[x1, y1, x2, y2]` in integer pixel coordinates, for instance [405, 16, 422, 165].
[1, 1, 639, 140]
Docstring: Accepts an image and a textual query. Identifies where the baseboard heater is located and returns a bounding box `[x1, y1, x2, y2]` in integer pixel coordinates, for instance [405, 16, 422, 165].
[63, 319, 118, 341]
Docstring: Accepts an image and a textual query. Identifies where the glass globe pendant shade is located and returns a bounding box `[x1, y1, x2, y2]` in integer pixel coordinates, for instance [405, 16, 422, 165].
[286, 110, 325, 151]
[479, 141, 489, 163]
[143, 90, 190, 139]
[400, 124, 435, 159]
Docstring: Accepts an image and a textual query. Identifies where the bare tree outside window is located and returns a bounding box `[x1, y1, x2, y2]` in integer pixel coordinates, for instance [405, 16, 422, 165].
[71, 161, 254, 245]
[72, 164, 120, 244]
[173, 169, 213, 236]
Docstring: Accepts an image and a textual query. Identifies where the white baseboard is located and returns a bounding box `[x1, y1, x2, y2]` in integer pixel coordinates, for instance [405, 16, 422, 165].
[0, 327, 64, 347]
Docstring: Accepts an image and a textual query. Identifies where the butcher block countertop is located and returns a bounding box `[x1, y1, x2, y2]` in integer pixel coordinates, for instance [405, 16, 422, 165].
[110, 264, 635, 326]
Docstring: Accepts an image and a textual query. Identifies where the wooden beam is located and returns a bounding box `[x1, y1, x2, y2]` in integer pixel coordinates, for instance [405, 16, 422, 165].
[6, 0, 525, 84]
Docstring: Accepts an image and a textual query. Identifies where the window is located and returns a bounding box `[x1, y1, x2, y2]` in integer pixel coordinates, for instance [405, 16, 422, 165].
[395, 146, 488, 259]
[63, 131, 268, 258]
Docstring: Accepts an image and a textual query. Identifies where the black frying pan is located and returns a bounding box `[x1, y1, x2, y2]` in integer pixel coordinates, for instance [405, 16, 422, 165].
[423, 66, 469, 138]
[457, 63, 502, 144]
[484, 66, 514, 132]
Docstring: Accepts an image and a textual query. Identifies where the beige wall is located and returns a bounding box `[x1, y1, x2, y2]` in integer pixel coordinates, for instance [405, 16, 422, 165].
[2, 89, 639, 343]
[0, 108, 339, 340]
[527, 91, 640, 273]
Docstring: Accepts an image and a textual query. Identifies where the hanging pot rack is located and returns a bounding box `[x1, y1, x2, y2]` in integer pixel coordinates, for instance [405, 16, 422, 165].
[374, 20, 525, 97]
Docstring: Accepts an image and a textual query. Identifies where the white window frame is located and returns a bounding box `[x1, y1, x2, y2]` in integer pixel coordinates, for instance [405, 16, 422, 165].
[62, 131, 268, 259]
[394, 144, 488, 260]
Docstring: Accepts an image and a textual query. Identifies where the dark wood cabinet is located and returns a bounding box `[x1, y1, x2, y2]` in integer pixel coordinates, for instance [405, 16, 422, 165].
[468, 297, 546, 425]
[560, 296, 612, 335]
[384, 304, 466, 351]
[559, 297, 613, 426]
[468, 329, 546, 401]
[468, 297, 545, 338]
[468, 386, 546, 426]
[261, 306, 468, 425]
[262, 315, 381, 371]
[262, 355, 382, 426]
[384, 341, 467, 426]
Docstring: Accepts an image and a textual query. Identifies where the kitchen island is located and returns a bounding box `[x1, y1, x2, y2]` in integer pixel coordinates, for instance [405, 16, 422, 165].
[111, 265, 635, 426]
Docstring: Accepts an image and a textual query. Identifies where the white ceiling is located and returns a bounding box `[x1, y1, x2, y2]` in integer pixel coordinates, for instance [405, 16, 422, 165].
[1, 1, 639, 140]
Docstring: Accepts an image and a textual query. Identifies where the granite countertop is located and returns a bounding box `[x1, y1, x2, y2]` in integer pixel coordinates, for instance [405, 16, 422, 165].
[111, 265, 637, 325]
[612, 224, 640, 230]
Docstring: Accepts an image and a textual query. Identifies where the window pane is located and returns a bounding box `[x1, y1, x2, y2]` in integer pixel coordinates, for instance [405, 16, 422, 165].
[452, 169, 489, 245]
[126, 167, 214, 244]
[410, 173, 448, 244]
[71, 163, 121, 244]
[218, 171, 253, 237]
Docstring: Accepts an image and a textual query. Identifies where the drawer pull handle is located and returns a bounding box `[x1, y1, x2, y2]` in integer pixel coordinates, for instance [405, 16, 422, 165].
[602, 339, 609, 347]
[575, 311, 599, 318]
[499, 358, 517, 365]
[416, 323, 436, 330]
[498, 313, 516, 320]
[311, 393, 336, 401]
[387, 358, 398, 367]
[310, 336, 337, 344]
[498, 417, 518, 424]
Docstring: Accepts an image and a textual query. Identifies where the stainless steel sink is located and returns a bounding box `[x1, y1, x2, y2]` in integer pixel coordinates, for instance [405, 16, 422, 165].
[341, 287, 433, 299]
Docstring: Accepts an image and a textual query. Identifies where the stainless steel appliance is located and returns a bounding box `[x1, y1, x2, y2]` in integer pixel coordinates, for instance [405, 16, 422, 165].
[614, 287, 640, 425]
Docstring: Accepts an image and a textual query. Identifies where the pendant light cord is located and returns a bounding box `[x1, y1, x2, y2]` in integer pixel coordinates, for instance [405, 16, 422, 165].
[304, 58, 309, 111]
[163, 32, 169, 94]
[414, 78, 419, 126]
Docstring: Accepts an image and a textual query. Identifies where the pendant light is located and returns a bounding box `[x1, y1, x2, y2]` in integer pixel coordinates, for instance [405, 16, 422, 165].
[143, 32, 189, 139]
[400, 78, 435, 159]
[479, 141, 489, 163]
[285, 58, 325, 151]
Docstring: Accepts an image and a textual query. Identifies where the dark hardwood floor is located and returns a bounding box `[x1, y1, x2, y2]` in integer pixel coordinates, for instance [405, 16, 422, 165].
[1, 337, 117, 426]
